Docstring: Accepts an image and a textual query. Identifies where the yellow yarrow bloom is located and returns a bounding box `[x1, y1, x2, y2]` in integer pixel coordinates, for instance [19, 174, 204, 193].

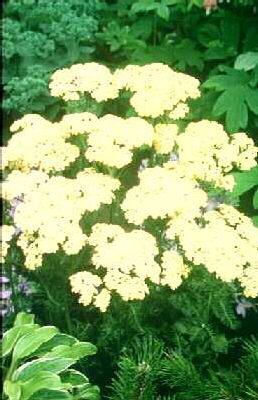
[161, 250, 190, 290]
[153, 123, 178, 154]
[3, 170, 120, 269]
[166, 206, 258, 296]
[50, 62, 200, 118]
[122, 166, 208, 225]
[85, 114, 154, 168]
[2, 114, 79, 172]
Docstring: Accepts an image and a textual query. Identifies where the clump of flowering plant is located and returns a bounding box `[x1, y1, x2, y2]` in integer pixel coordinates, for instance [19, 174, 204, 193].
[2, 62, 258, 312]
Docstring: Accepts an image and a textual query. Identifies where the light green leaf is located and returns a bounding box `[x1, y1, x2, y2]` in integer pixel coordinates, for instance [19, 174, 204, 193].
[60, 369, 89, 387]
[213, 86, 248, 131]
[13, 326, 59, 361]
[232, 166, 258, 196]
[31, 334, 77, 358]
[45, 342, 97, 360]
[14, 313, 35, 327]
[20, 371, 63, 400]
[2, 324, 39, 358]
[157, 3, 170, 20]
[4, 380, 21, 400]
[13, 357, 75, 382]
[252, 215, 258, 227]
[29, 389, 72, 400]
[75, 384, 100, 400]
[244, 87, 258, 115]
[253, 189, 258, 209]
[234, 52, 258, 71]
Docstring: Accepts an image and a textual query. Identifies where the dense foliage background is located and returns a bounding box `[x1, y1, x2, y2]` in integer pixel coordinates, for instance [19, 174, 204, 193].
[2, 1, 258, 399]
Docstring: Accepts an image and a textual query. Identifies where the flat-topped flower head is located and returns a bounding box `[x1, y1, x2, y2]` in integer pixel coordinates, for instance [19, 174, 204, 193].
[122, 166, 208, 225]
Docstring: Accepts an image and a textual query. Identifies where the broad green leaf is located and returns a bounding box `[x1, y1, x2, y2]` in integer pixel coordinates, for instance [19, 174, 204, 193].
[157, 3, 170, 20]
[252, 215, 258, 227]
[60, 369, 89, 387]
[13, 357, 75, 382]
[75, 384, 100, 400]
[29, 389, 72, 400]
[253, 189, 258, 209]
[203, 67, 257, 131]
[203, 69, 249, 91]
[204, 45, 235, 61]
[14, 312, 35, 327]
[130, 17, 153, 40]
[31, 334, 77, 357]
[13, 326, 59, 361]
[45, 342, 97, 360]
[234, 52, 258, 71]
[2, 324, 38, 358]
[4, 380, 21, 400]
[244, 87, 258, 115]
[20, 371, 63, 400]
[131, 0, 156, 13]
[232, 167, 258, 196]
[213, 86, 248, 131]
[173, 39, 204, 71]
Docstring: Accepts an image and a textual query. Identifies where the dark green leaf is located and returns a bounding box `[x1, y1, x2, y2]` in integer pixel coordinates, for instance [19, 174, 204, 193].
[232, 167, 258, 196]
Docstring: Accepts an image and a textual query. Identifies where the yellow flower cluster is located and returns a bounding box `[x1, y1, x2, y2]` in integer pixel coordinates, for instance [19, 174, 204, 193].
[50, 62, 119, 101]
[70, 271, 111, 312]
[3, 169, 120, 269]
[0, 225, 15, 263]
[121, 166, 208, 225]
[50, 62, 200, 118]
[70, 223, 161, 311]
[153, 123, 178, 154]
[164, 120, 257, 190]
[166, 205, 258, 297]
[3, 62, 258, 308]
[113, 64, 200, 118]
[161, 250, 190, 290]
[2, 115, 80, 173]
[85, 114, 154, 168]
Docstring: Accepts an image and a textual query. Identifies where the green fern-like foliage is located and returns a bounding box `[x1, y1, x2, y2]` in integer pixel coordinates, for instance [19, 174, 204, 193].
[109, 335, 258, 400]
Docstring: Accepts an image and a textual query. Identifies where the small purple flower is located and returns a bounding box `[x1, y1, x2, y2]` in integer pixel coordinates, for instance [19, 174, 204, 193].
[17, 280, 32, 296]
[0, 276, 9, 284]
[9, 196, 24, 219]
[0, 290, 12, 300]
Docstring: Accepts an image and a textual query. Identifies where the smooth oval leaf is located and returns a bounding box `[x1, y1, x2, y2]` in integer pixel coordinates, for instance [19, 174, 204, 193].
[60, 369, 89, 387]
[20, 371, 63, 400]
[2, 324, 39, 358]
[13, 326, 59, 361]
[13, 357, 75, 382]
[29, 389, 72, 400]
[4, 380, 21, 400]
[235, 52, 258, 71]
[31, 334, 77, 358]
